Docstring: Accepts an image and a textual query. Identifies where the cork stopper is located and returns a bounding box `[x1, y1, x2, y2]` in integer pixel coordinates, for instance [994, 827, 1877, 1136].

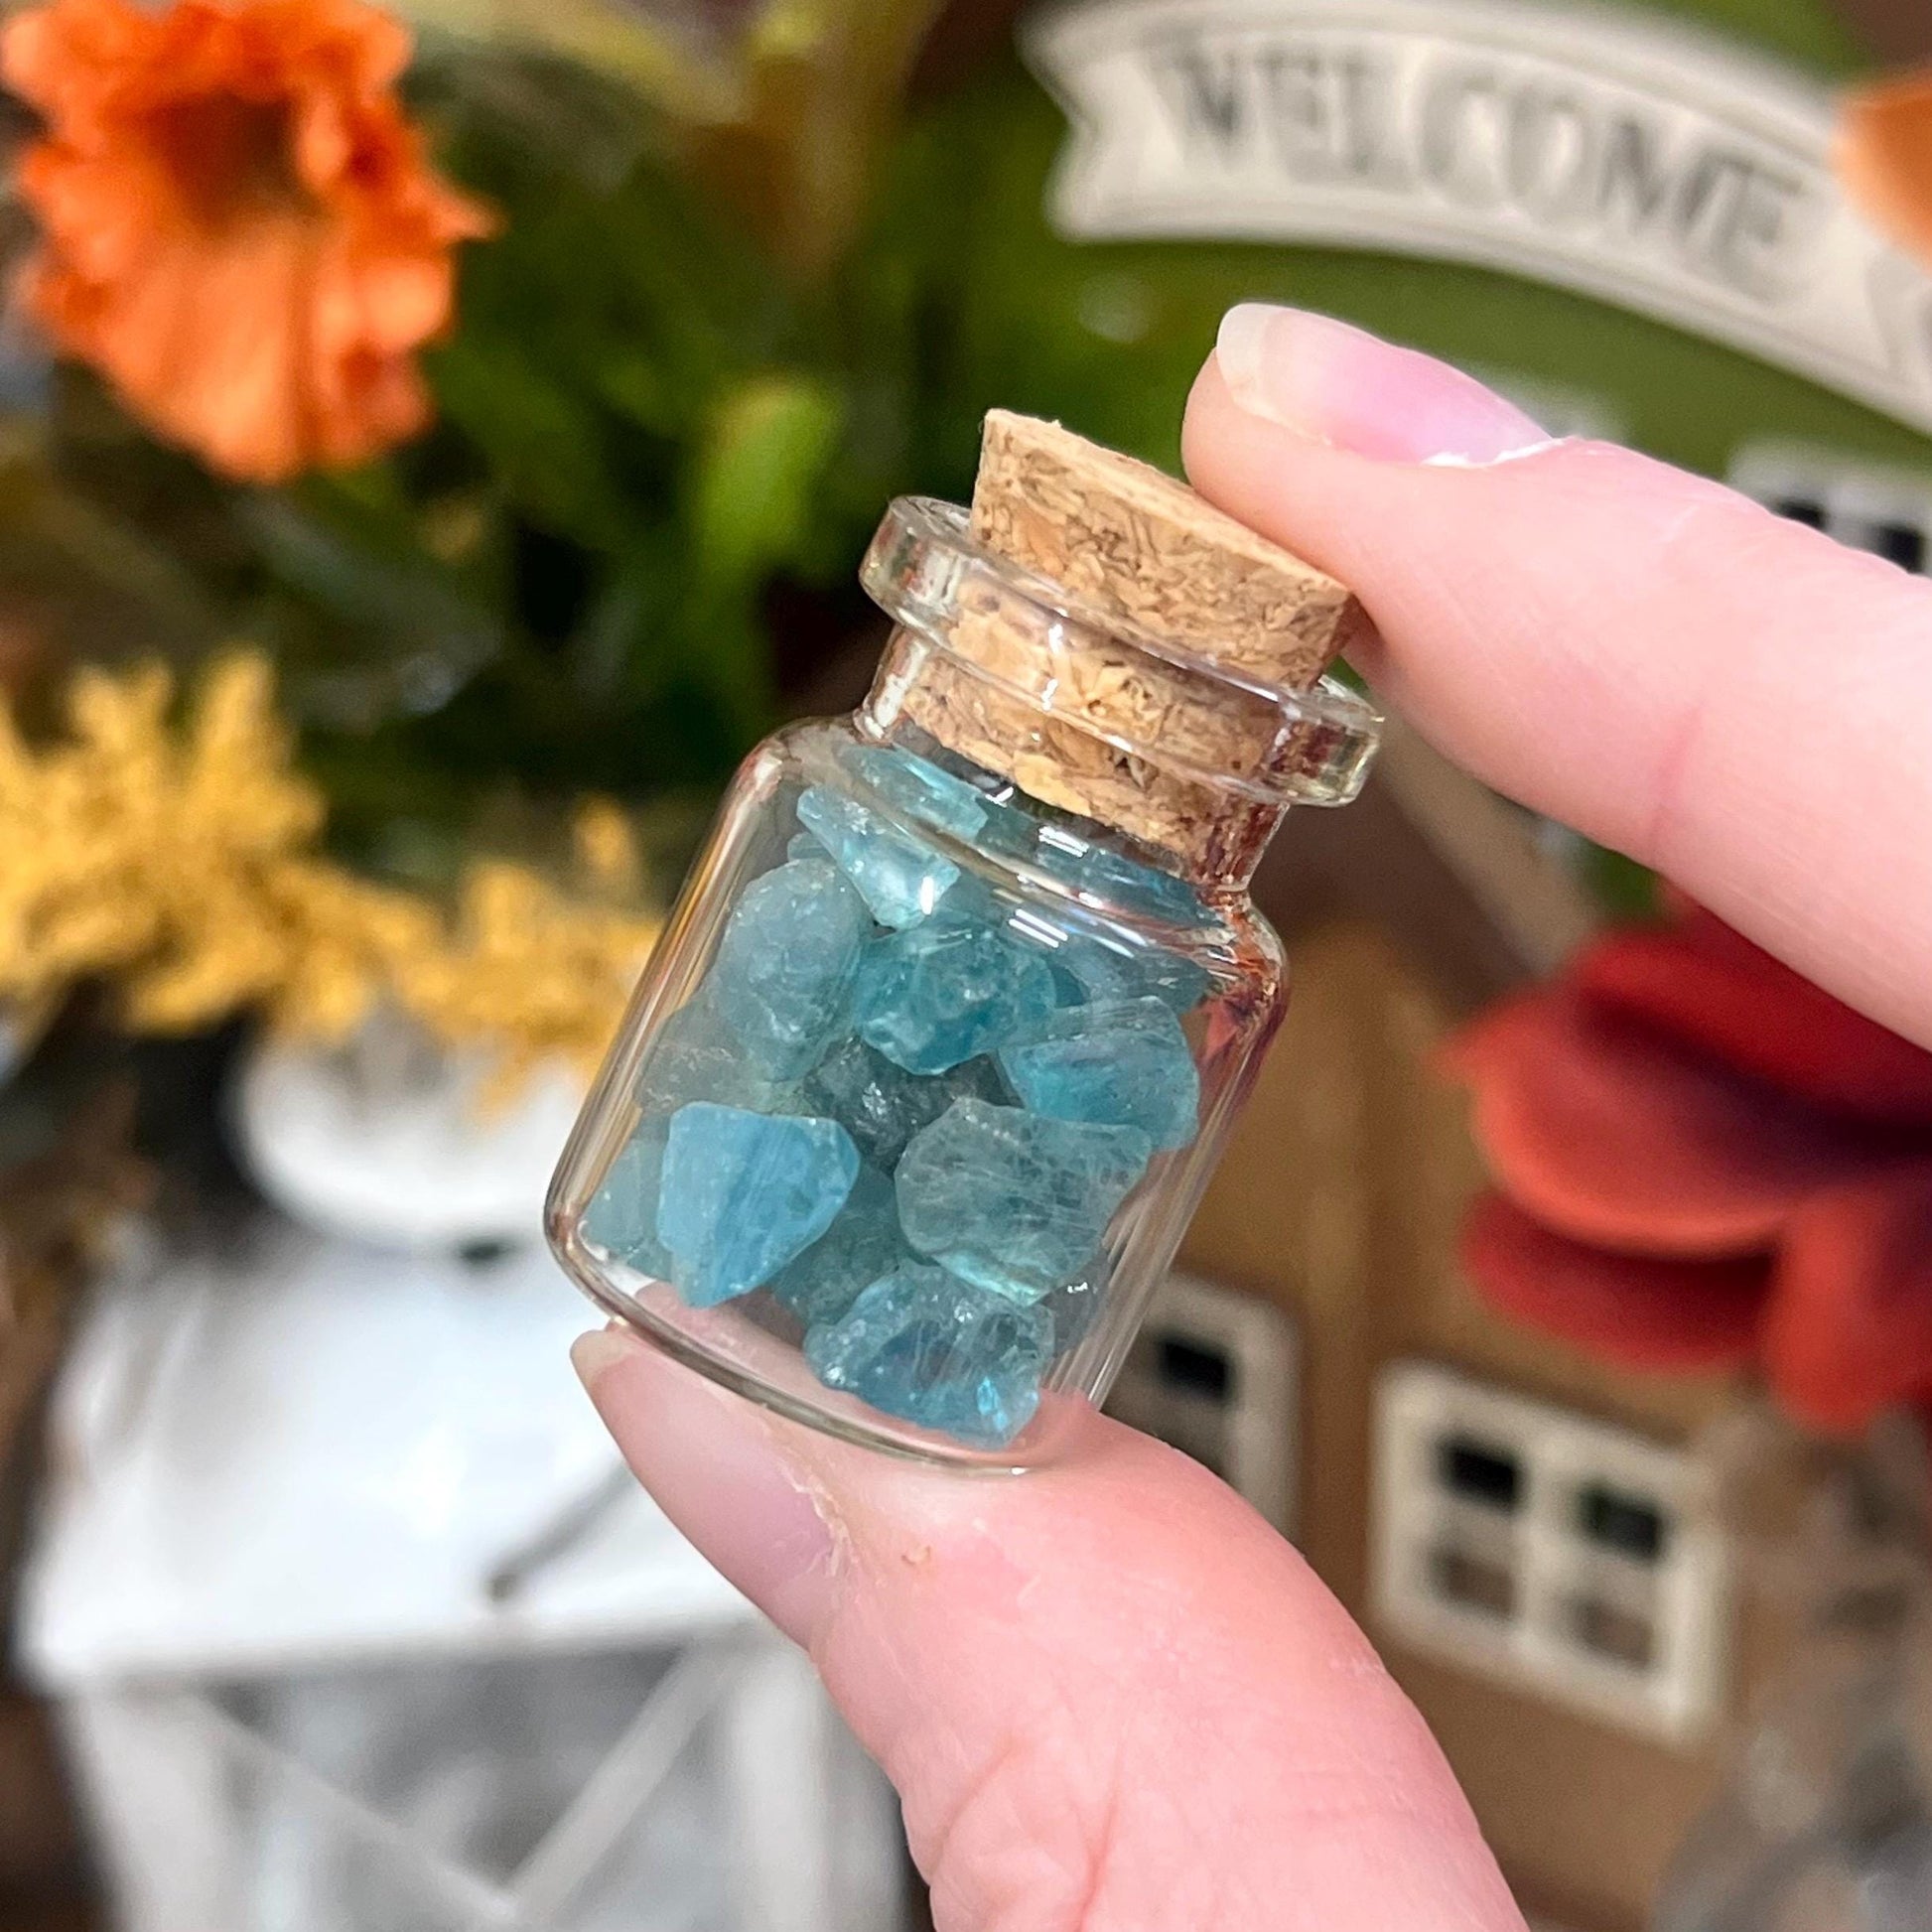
[969, 410, 1372, 687]
[880, 413, 1376, 872]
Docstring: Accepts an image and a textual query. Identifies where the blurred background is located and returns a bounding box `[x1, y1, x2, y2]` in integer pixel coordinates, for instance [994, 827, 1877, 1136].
[0, 0, 1931, 1927]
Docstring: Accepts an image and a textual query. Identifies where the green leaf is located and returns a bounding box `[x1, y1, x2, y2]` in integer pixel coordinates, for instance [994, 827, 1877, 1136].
[426, 334, 624, 546]
[239, 491, 504, 729]
[688, 372, 846, 590]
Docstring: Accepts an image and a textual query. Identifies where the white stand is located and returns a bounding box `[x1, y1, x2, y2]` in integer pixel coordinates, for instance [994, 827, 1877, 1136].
[18, 1225, 902, 1931]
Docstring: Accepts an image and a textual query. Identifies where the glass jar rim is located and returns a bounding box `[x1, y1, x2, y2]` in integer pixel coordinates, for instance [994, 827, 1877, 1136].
[860, 495, 1382, 809]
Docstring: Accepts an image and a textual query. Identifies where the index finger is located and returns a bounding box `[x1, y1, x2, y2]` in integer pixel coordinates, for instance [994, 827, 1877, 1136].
[1180, 306, 1932, 1051]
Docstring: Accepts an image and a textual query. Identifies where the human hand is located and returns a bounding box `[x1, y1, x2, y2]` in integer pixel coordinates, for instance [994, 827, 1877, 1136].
[576, 307, 1932, 1932]
[1187, 306, 1932, 1056]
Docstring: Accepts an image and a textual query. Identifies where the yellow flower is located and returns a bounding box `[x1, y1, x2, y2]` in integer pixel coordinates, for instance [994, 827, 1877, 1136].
[0, 652, 659, 1101]
[395, 855, 659, 1106]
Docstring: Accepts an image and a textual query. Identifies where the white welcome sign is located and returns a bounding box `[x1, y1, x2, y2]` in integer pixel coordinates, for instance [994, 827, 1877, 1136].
[1026, 0, 1932, 437]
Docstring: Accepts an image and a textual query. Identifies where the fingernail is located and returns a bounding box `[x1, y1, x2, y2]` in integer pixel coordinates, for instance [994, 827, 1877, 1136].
[1215, 304, 1554, 466]
[573, 1326, 838, 1645]
[570, 1324, 645, 1385]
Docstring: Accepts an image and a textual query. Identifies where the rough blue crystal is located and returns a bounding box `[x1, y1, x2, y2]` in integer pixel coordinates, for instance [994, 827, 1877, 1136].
[657, 1103, 859, 1308]
[634, 989, 800, 1115]
[1049, 934, 1212, 1016]
[710, 857, 869, 1077]
[841, 745, 988, 840]
[769, 1164, 907, 1327]
[999, 997, 1200, 1149]
[1041, 1251, 1110, 1352]
[1033, 829, 1208, 925]
[804, 1260, 1052, 1447]
[583, 1117, 673, 1278]
[843, 743, 1049, 860]
[972, 798, 1043, 860]
[896, 1099, 1151, 1304]
[854, 913, 1056, 1074]
[796, 784, 959, 928]
[801, 1035, 1007, 1169]
[1046, 959, 1092, 1008]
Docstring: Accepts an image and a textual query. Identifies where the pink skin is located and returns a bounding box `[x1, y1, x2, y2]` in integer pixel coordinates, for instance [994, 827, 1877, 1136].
[1194, 305, 1932, 1054]
[578, 306, 1932, 1932]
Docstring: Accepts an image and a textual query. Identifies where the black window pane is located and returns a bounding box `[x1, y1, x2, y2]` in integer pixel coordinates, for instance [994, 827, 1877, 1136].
[1430, 1545, 1516, 1620]
[1578, 1483, 1667, 1563]
[1873, 522, 1926, 573]
[1156, 1334, 1233, 1402]
[1771, 496, 1828, 528]
[1571, 1595, 1654, 1669]
[1438, 1435, 1521, 1512]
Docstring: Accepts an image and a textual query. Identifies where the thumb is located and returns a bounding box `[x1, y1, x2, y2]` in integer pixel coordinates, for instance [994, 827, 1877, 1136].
[575, 1325, 1525, 1932]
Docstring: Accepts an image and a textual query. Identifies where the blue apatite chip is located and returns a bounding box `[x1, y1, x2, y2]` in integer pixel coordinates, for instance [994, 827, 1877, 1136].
[769, 1164, 907, 1328]
[804, 1260, 1052, 1447]
[634, 989, 800, 1116]
[801, 1035, 1006, 1169]
[1046, 958, 1091, 1007]
[657, 1103, 859, 1308]
[854, 913, 1056, 1074]
[583, 1117, 673, 1278]
[999, 997, 1200, 1150]
[1042, 1251, 1110, 1352]
[844, 744, 1045, 859]
[895, 1098, 1151, 1304]
[841, 745, 989, 840]
[1048, 934, 1212, 1016]
[710, 856, 869, 1077]
[1033, 830, 1208, 925]
[795, 784, 959, 928]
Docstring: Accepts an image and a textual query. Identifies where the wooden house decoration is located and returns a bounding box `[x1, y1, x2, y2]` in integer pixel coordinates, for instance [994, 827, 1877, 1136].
[1003, 0, 1932, 1926]
[1134, 730, 1728, 1932]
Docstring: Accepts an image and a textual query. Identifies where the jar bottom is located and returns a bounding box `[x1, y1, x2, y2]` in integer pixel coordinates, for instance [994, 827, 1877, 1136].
[552, 1223, 1089, 1471]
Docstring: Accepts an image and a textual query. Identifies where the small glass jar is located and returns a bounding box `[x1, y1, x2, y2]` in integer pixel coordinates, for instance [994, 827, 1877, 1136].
[548, 495, 1379, 1466]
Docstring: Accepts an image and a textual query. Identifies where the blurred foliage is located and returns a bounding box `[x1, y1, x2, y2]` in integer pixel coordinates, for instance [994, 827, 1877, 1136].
[0, 3, 953, 879]
[1, 0, 1910, 914]
[396, 0, 945, 276]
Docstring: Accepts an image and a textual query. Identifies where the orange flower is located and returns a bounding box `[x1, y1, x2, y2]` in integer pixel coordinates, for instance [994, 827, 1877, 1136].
[1839, 70, 1932, 268]
[1, 0, 493, 483]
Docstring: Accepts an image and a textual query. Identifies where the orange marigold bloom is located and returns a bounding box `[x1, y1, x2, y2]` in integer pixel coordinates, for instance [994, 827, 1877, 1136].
[1839, 70, 1932, 270]
[1, 0, 493, 483]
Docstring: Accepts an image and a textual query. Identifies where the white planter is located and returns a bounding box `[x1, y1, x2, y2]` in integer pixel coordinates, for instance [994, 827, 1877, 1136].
[233, 1013, 582, 1252]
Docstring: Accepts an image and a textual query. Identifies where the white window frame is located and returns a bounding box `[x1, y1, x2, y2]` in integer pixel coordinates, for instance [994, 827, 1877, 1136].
[1106, 1274, 1297, 1535]
[1371, 1362, 1729, 1743]
[1729, 442, 1932, 573]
